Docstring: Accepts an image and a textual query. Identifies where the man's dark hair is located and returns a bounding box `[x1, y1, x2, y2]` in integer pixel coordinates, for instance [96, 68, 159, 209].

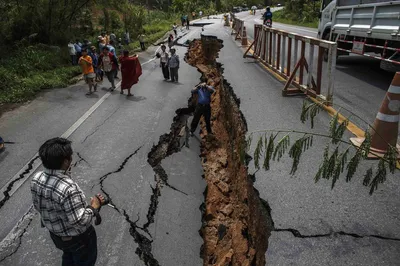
[39, 138, 73, 170]
[123, 50, 129, 56]
[103, 46, 110, 51]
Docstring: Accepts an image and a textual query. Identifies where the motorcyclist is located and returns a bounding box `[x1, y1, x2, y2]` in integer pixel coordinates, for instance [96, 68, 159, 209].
[263, 6, 273, 25]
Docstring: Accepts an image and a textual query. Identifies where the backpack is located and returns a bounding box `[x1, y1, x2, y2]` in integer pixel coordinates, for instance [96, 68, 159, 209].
[103, 55, 113, 72]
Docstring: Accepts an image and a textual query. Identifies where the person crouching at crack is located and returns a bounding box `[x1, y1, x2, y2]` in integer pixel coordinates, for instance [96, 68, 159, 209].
[31, 137, 107, 266]
[190, 81, 215, 137]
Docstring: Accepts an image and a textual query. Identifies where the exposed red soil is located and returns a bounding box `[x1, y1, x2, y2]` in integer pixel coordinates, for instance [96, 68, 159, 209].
[186, 38, 272, 266]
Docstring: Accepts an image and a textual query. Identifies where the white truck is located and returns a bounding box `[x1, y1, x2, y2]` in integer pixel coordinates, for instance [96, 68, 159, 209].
[317, 0, 400, 71]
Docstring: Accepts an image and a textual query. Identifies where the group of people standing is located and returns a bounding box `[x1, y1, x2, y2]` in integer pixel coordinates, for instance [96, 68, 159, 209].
[158, 44, 180, 83]
[180, 14, 190, 30]
[68, 30, 143, 96]
[77, 45, 141, 96]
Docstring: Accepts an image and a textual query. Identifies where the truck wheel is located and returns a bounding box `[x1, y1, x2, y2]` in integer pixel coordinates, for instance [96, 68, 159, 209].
[380, 60, 400, 73]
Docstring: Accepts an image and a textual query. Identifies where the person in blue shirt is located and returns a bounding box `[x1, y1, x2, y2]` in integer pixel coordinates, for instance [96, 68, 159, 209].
[190, 82, 215, 136]
[263, 6, 273, 24]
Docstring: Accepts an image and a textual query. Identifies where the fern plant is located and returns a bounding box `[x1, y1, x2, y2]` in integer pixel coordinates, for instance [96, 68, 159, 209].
[243, 100, 399, 195]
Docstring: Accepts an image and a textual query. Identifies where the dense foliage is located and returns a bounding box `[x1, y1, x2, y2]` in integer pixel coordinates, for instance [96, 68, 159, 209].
[279, 0, 321, 24]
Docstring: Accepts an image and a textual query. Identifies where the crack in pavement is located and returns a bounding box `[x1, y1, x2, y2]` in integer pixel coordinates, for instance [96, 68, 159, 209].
[142, 105, 193, 236]
[94, 145, 161, 265]
[0, 156, 40, 210]
[263, 185, 400, 243]
[122, 209, 160, 266]
[72, 152, 91, 168]
[274, 228, 400, 242]
[0, 207, 35, 262]
[93, 146, 143, 190]
[82, 107, 120, 143]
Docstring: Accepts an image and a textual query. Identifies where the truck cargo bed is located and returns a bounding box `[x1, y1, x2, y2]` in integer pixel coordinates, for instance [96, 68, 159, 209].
[332, 1, 400, 40]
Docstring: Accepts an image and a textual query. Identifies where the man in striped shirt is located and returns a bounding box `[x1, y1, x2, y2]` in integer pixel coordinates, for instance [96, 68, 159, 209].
[31, 137, 105, 266]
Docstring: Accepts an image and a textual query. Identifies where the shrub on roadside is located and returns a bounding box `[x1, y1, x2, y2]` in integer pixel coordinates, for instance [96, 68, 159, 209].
[0, 46, 80, 103]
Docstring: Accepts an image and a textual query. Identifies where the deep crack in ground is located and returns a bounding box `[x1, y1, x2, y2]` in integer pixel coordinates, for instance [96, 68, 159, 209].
[95, 145, 161, 265]
[0, 156, 40, 210]
[142, 104, 194, 236]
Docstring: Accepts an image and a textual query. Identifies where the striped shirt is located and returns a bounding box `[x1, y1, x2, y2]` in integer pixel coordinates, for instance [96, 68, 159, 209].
[31, 169, 94, 237]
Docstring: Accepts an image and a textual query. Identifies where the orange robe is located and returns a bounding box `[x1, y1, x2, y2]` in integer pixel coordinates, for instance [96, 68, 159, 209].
[119, 56, 142, 90]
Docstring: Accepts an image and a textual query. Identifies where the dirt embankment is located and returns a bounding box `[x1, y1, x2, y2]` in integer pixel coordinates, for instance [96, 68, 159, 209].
[186, 36, 272, 265]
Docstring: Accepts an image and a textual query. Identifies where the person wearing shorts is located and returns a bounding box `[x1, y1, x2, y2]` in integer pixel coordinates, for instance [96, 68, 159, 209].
[79, 48, 97, 95]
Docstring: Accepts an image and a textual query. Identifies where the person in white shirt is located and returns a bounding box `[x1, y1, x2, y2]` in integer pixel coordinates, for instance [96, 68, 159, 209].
[159, 44, 169, 80]
[172, 23, 178, 37]
[68, 41, 77, 65]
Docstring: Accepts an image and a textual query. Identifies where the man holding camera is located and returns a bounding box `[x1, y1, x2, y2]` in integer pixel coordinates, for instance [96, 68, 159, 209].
[31, 137, 106, 266]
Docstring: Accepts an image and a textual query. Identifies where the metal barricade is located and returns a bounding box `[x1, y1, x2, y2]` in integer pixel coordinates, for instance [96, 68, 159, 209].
[244, 24, 338, 105]
[231, 17, 244, 41]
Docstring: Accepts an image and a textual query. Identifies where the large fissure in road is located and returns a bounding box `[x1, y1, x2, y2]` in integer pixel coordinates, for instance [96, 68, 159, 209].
[186, 36, 273, 265]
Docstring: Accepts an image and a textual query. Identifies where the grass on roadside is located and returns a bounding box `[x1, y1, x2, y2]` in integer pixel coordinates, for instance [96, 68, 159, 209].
[273, 9, 318, 29]
[126, 18, 179, 51]
[0, 46, 81, 103]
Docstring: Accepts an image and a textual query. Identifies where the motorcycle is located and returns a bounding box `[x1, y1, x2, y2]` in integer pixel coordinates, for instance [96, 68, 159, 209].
[264, 18, 272, 27]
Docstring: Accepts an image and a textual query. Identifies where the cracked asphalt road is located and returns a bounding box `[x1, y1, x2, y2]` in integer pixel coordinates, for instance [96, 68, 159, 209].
[0, 14, 399, 266]
[0, 27, 206, 265]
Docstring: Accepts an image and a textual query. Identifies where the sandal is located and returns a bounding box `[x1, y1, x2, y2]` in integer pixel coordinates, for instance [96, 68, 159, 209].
[120, 91, 124, 94]
[86, 92, 92, 95]
[127, 93, 133, 97]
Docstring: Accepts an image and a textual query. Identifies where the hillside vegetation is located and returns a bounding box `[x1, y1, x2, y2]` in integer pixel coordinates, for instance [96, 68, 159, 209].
[273, 0, 321, 28]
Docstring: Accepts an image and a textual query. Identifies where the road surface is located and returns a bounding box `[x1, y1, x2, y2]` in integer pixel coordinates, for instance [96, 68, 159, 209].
[0, 13, 399, 266]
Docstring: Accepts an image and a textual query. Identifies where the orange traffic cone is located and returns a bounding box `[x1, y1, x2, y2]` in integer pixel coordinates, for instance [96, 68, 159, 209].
[350, 72, 400, 158]
[241, 26, 248, 46]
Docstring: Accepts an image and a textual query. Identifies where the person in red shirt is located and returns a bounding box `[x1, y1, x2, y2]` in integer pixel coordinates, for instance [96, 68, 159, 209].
[119, 50, 142, 96]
